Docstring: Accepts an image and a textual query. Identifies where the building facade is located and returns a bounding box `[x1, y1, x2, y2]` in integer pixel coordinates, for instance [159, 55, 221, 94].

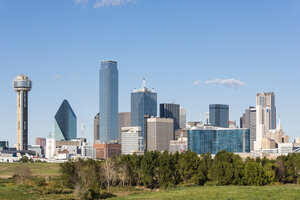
[94, 113, 100, 144]
[131, 79, 157, 151]
[93, 143, 121, 159]
[118, 112, 131, 144]
[121, 127, 143, 155]
[147, 117, 174, 152]
[160, 103, 180, 139]
[188, 127, 250, 155]
[54, 100, 77, 141]
[100, 61, 119, 143]
[12, 74, 32, 150]
[209, 104, 229, 128]
[180, 108, 187, 129]
[240, 106, 256, 150]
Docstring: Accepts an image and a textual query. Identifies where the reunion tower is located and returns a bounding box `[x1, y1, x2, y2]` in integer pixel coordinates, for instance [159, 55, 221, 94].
[13, 75, 32, 150]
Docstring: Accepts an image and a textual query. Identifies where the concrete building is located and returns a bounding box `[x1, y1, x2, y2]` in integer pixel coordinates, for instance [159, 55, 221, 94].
[241, 107, 257, 150]
[160, 103, 180, 139]
[121, 127, 143, 155]
[35, 138, 46, 149]
[28, 145, 44, 158]
[100, 61, 119, 143]
[147, 117, 174, 152]
[294, 138, 300, 144]
[94, 113, 100, 144]
[45, 137, 56, 160]
[54, 100, 77, 141]
[209, 104, 229, 128]
[261, 138, 276, 149]
[131, 79, 157, 151]
[180, 108, 187, 129]
[118, 112, 131, 144]
[12, 74, 32, 150]
[278, 143, 300, 154]
[228, 120, 237, 128]
[169, 136, 187, 153]
[93, 143, 121, 159]
[175, 129, 188, 140]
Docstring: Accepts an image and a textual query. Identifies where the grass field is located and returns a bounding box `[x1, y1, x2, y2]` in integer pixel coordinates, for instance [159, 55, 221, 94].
[0, 163, 60, 178]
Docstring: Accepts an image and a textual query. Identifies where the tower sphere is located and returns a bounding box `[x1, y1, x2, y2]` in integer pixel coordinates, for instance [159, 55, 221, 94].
[13, 74, 32, 91]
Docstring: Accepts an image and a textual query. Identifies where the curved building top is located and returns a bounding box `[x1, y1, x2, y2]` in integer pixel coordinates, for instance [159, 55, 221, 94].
[13, 74, 32, 91]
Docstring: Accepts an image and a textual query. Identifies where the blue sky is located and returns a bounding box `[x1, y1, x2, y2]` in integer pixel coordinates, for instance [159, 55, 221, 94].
[1, 0, 300, 145]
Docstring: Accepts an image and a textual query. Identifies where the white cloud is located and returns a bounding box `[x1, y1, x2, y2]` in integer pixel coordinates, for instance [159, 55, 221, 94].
[193, 80, 201, 86]
[94, 0, 133, 8]
[205, 78, 245, 88]
[54, 75, 62, 80]
[74, 0, 88, 5]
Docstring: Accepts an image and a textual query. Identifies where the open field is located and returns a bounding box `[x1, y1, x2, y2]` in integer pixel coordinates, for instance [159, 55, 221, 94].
[0, 163, 60, 178]
[112, 185, 300, 200]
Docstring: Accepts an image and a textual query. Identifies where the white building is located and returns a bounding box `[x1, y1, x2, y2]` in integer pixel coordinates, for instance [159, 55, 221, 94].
[180, 108, 186, 129]
[46, 138, 56, 160]
[121, 127, 143, 155]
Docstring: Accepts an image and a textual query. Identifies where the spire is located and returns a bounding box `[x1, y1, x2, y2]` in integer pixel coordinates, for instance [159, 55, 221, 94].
[278, 116, 282, 131]
[142, 78, 146, 88]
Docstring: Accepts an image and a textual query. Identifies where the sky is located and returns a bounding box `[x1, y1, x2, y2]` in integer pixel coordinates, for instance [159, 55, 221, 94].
[0, 0, 300, 146]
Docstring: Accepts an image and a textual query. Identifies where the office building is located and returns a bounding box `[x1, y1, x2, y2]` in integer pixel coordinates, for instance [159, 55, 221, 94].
[118, 112, 131, 144]
[0, 141, 9, 151]
[188, 126, 250, 155]
[147, 117, 174, 152]
[209, 104, 229, 128]
[121, 127, 143, 155]
[254, 92, 276, 150]
[94, 113, 100, 144]
[240, 107, 256, 150]
[12, 74, 32, 150]
[100, 61, 119, 143]
[54, 100, 77, 141]
[180, 108, 187, 129]
[93, 143, 121, 159]
[35, 138, 46, 149]
[160, 103, 180, 139]
[169, 134, 187, 153]
[131, 79, 157, 151]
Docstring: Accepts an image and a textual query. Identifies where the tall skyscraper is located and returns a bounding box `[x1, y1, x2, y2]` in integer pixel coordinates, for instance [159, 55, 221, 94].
[100, 61, 119, 143]
[160, 103, 180, 139]
[131, 79, 157, 151]
[180, 108, 187, 129]
[94, 113, 100, 144]
[13, 74, 32, 150]
[241, 107, 256, 150]
[209, 104, 229, 128]
[54, 99, 77, 141]
[254, 92, 276, 150]
[118, 112, 131, 144]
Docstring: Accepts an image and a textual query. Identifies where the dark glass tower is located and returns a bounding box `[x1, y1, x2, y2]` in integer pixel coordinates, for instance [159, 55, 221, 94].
[54, 100, 77, 141]
[131, 79, 157, 151]
[160, 103, 180, 139]
[209, 104, 229, 128]
[100, 61, 119, 143]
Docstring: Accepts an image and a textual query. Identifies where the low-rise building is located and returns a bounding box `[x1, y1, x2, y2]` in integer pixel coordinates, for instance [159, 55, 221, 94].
[93, 143, 121, 159]
[121, 127, 143, 155]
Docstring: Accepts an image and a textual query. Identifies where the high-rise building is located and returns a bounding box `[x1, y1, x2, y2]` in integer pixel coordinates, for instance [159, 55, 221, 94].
[131, 79, 157, 151]
[94, 113, 100, 144]
[180, 108, 187, 129]
[12, 74, 32, 150]
[147, 117, 174, 152]
[54, 100, 77, 141]
[100, 61, 119, 143]
[160, 103, 180, 139]
[188, 126, 250, 154]
[121, 127, 143, 155]
[240, 107, 256, 150]
[209, 104, 229, 128]
[254, 92, 276, 150]
[118, 112, 131, 144]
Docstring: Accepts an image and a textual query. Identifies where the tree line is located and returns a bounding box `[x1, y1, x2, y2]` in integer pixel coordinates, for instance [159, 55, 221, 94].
[59, 150, 300, 199]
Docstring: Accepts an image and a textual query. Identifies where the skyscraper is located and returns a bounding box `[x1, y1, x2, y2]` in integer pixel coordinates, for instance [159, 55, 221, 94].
[100, 61, 119, 143]
[54, 100, 77, 141]
[118, 112, 131, 144]
[180, 108, 187, 129]
[160, 103, 180, 139]
[240, 107, 256, 150]
[13, 74, 32, 150]
[131, 79, 157, 151]
[94, 113, 100, 144]
[254, 92, 276, 150]
[209, 104, 229, 128]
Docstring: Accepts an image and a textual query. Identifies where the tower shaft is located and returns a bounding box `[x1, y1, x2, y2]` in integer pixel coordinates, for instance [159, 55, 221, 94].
[17, 90, 29, 150]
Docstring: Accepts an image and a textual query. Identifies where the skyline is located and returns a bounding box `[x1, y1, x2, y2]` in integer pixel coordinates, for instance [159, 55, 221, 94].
[1, 0, 300, 145]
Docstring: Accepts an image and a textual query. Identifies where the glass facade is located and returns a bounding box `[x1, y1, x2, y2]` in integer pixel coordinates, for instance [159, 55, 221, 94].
[209, 104, 229, 128]
[188, 128, 250, 154]
[100, 61, 119, 143]
[54, 100, 77, 141]
[131, 89, 157, 151]
[160, 103, 180, 139]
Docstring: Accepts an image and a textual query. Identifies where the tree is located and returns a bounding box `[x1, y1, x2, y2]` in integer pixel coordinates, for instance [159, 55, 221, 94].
[243, 158, 267, 186]
[158, 151, 176, 188]
[140, 151, 160, 188]
[14, 165, 32, 184]
[101, 159, 117, 190]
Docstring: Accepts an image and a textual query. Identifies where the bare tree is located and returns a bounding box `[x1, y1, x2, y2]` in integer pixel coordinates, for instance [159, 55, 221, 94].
[118, 163, 128, 187]
[14, 164, 32, 184]
[101, 159, 117, 190]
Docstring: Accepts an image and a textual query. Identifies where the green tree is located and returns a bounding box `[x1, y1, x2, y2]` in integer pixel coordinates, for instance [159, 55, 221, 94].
[141, 151, 160, 188]
[243, 158, 267, 186]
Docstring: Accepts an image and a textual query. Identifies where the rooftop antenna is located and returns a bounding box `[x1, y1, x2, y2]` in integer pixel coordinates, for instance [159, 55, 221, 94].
[81, 118, 86, 139]
[142, 78, 146, 88]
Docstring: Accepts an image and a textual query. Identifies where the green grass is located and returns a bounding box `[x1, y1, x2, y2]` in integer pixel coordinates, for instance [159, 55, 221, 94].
[0, 163, 60, 178]
[112, 185, 300, 200]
